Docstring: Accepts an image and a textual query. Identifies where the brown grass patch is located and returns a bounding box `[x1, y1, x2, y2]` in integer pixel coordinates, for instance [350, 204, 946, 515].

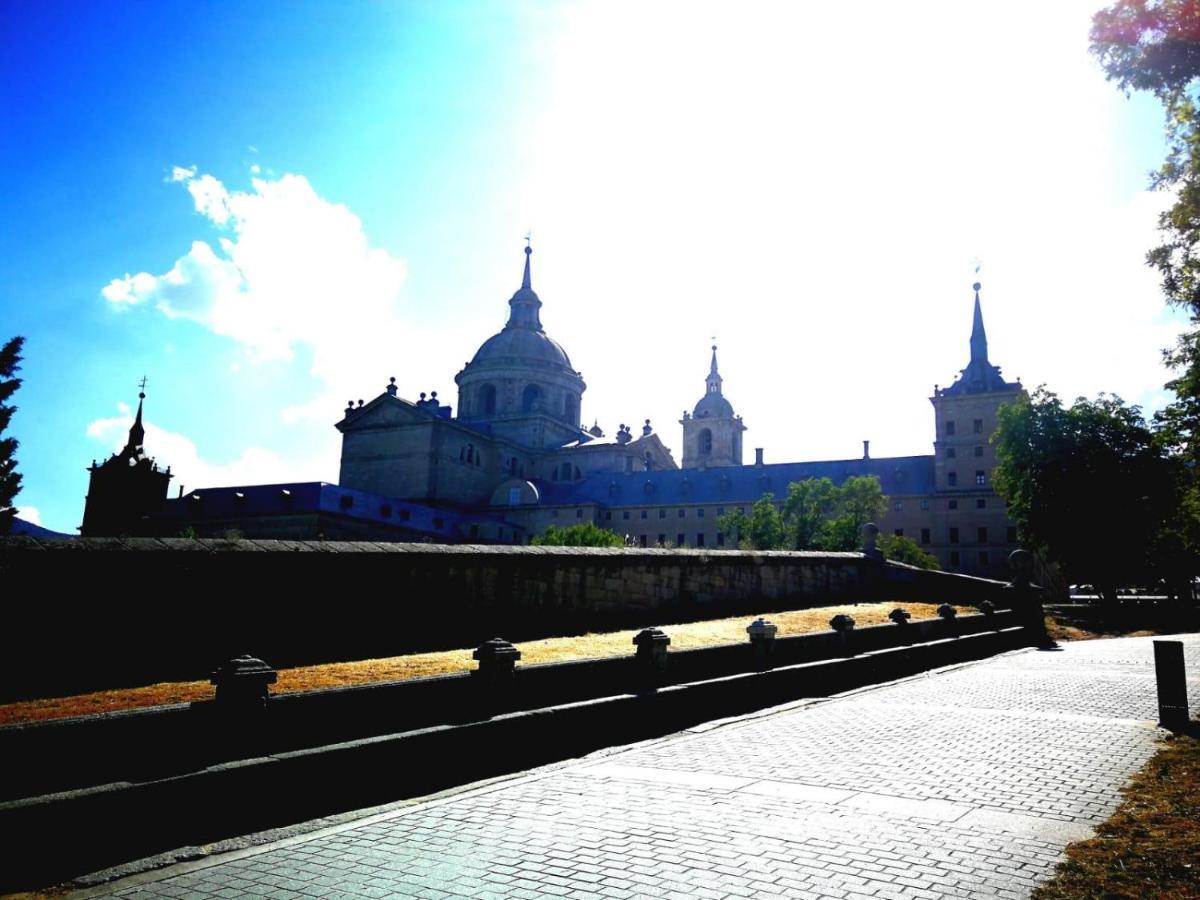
[0, 601, 965, 727]
[1032, 732, 1200, 900]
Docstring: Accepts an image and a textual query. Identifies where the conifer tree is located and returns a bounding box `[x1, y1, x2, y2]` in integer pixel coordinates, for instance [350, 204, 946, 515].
[0, 336, 25, 534]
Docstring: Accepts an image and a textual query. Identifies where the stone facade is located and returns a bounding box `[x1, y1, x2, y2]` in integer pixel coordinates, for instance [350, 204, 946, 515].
[81, 249, 1026, 577]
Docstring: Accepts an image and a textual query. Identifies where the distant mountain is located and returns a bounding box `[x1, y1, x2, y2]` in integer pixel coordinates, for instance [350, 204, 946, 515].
[9, 518, 75, 539]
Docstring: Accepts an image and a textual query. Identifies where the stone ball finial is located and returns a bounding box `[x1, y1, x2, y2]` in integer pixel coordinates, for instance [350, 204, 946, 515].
[1009, 548, 1033, 576]
[431, 391, 438, 399]
[861, 522, 882, 559]
[973, 281, 981, 292]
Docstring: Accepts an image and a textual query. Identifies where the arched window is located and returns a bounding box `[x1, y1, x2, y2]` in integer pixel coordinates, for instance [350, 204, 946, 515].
[699, 428, 713, 455]
[522, 384, 542, 413]
[466, 444, 474, 464]
[560, 462, 572, 480]
[479, 384, 497, 416]
[564, 394, 579, 426]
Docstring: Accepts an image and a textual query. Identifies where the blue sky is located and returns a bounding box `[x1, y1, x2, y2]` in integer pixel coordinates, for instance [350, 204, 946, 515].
[0, 1, 1177, 533]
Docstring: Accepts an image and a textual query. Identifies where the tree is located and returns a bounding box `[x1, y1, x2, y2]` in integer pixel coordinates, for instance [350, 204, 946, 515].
[0, 336, 23, 535]
[720, 475, 889, 551]
[532, 522, 626, 547]
[992, 388, 1179, 601]
[1092, 2, 1200, 462]
[782, 477, 838, 550]
[815, 474, 888, 551]
[877, 533, 941, 570]
[718, 493, 788, 550]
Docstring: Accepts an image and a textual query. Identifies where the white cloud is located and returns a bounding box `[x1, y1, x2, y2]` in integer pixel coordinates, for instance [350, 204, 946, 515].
[102, 167, 409, 421]
[16, 506, 41, 526]
[87, 404, 338, 493]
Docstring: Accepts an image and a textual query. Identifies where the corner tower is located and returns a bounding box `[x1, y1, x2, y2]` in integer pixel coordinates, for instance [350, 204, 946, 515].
[930, 283, 1024, 493]
[454, 243, 587, 449]
[680, 345, 745, 469]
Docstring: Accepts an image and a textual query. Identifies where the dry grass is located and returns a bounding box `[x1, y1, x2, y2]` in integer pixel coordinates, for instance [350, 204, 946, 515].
[1032, 732, 1200, 900]
[0, 601, 964, 728]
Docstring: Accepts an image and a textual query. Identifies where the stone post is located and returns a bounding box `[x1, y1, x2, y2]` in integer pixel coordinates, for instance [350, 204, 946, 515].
[829, 614, 856, 656]
[1005, 549, 1054, 647]
[1153, 640, 1190, 731]
[210, 654, 277, 714]
[472, 637, 522, 711]
[746, 617, 778, 670]
[861, 523, 882, 561]
[633, 627, 671, 684]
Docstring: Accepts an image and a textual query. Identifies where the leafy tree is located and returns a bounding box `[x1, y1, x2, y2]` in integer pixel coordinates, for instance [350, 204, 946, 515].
[0, 336, 23, 535]
[992, 388, 1179, 601]
[718, 493, 788, 550]
[721, 476, 888, 551]
[877, 533, 941, 570]
[532, 521, 626, 547]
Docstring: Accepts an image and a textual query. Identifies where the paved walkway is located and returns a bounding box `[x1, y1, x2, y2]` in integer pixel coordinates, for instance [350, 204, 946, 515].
[85, 635, 1200, 900]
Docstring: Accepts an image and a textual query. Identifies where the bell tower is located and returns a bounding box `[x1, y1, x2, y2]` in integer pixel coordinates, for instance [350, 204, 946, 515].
[680, 345, 746, 469]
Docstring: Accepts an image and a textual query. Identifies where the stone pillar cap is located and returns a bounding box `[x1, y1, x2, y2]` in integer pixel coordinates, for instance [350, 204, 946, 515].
[210, 654, 277, 685]
[473, 637, 522, 662]
[633, 627, 671, 648]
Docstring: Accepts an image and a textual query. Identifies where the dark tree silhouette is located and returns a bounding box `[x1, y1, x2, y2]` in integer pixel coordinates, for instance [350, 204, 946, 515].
[0, 336, 24, 534]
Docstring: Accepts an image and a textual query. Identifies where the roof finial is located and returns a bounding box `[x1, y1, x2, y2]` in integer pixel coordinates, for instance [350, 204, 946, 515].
[126, 378, 147, 452]
[709, 342, 719, 378]
[522, 231, 532, 290]
[970, 279, 988, 364]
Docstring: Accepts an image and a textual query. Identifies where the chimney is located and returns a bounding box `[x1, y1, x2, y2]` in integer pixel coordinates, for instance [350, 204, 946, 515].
[755, 448, 764, 466]
[863, 440, 870, 460]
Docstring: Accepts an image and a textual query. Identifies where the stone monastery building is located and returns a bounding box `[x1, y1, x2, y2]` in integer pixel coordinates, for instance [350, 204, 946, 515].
[83, 244, 1025, 578]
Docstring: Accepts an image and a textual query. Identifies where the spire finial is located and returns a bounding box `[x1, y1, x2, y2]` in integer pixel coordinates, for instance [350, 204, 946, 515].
[521, 233, 532, 290]
[969, 280, 988, 364]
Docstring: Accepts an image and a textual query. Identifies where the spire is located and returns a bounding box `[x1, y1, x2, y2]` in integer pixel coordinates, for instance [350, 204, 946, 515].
[506, 241, 543, 330]
[125, 379, 147, 453]
[706, 344, 723, 395]
[969, 281, 988, 364]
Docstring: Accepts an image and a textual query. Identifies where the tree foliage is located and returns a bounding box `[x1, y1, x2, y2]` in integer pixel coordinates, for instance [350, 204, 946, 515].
[0, 336, 24, 535]
[532, 521, 626, 547]
[877, 533, 941, 570]
[718, 475, 888, 551]
[992, 389, 1182, 600]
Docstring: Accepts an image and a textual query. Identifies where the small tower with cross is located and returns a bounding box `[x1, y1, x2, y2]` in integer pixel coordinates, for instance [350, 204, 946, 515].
[680, 344, 746, 469]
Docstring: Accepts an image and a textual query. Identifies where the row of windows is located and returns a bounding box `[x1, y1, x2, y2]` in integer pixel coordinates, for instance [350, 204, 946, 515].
[945, 470, 988, 487]
[945, 446, 987, 459]
[603, 506, 741, 521]
[895, 526, 1018, 545]
[893, 497, 992, 512]
[475, 382, 580, 422]
[630, 533, 726, 548]
[948, 550, 992, 567]
[945, 418, 985, 436]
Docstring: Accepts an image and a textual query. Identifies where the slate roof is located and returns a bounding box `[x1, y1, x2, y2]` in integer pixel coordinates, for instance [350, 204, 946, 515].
[533, 455, 936, 508]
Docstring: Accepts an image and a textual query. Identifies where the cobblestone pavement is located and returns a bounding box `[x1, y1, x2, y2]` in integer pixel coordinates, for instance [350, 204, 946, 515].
[87, 635, 1200, 900]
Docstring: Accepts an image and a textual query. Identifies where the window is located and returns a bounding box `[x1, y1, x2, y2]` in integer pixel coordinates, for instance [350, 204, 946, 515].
[696, 533, 705, 547]
[433, 517, 444, 529]
[977, 527, 988, 544]
[949, 550, 960, 567]
[658, 534, 666, 546]
[893, 501, 904, 511]
[564, 394, 579, 425]
[339, 495, 354, 509]
[508, 487, 522, 506]
[1007, 526, 1018, 543]
[638, 535, 647, 547]
[399, 509, 411, 522]
[949, 527, 959, 544]
[717, 507, 725, 516]
[552, 509, 559, 518]
[698, 508, 705, 518]
[699, 428, 713, 455]
[946, 420, 956, 436]
[919, 499, 930, 511]
[973, 418, 984, 434]
[521, 384, 541, 412]
[381, 504, 392, 517]
[894, 528, 904, 537]
[657, 508, 665, 519]
[946, 447, 956, 459]
[641, 510, 648, 519]
[920, 527, 931, 545]
[677, 533, 686, 547]
[678, 509, 686, 518]
[622, 511, 630, 520]
[975, 470, 986, 486]
[576, 508, 583, 519]
[604, 511, 612, 521]
[979, 551, 990, 566]
[974, 445, 984, 458]
[480, 384, 497, 416]
[976, 498, 986, 509]
[948, 499, 958, 510]
[561, 463, 572, 480]
[947, 472, 958, 487]
[717, 532, 725, 547]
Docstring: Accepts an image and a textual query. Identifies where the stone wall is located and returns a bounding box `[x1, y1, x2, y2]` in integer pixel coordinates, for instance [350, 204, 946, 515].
[0, 537, 1008, 700]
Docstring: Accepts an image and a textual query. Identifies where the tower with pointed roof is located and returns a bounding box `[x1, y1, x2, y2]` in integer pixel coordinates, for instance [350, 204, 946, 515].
[454, 243, 587, 450]
[81, 386, 173, 536]
[930, 283, 1024, 495]
[679, 345, 745, 469]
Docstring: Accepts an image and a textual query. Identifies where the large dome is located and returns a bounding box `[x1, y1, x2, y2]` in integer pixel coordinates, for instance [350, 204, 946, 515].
[470, 322, 574, 370]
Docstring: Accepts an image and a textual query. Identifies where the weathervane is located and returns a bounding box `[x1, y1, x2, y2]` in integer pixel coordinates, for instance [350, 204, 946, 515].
[524, 229, 532, 247]
[138, 375, 148, 396]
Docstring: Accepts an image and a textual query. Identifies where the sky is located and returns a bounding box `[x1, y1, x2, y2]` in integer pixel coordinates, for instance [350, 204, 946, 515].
[0, 0, 1180, 534]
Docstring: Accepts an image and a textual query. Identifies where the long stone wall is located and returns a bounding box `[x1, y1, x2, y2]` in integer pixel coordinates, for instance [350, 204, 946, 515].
[0, 537, 1009, 700]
